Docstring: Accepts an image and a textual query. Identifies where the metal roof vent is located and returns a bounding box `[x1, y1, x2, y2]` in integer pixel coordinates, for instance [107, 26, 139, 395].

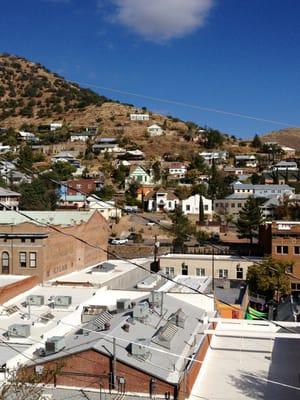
[133, 302, 149, 322]
[169, 308, 186, 328]
[7, 324, 31, 338]
[27, 295, 44, 306]
[87, 311, 112, 331]
[131, 338, 150, 361]
[45, 336, 65, 355]
[117, 298, 132, 313]
[81, 305, 108, 323]
[92, 262, 116, 273]
[152, 322, 178, 349]
[53, 296, 72, 308]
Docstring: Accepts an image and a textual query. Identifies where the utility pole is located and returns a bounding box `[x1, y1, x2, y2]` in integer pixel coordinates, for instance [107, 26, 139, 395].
[112, 337, 116, 389]
[212, 245, 215, 292]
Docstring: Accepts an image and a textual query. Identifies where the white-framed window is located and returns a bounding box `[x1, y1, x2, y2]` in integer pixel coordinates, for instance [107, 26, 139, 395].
[236, 266, 243, 279]
[196, 268, 205, 276]
[186, 205, 191, 211]
[276, 245, 288, 255]
[29, 252, 37, 268]
[219, 269, 228, 278]
[165, 267, 175, 276]
[19, 252, 27, 268]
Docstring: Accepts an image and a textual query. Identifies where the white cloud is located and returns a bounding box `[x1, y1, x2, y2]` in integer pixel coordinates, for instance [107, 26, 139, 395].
[109, 0, 214, 42]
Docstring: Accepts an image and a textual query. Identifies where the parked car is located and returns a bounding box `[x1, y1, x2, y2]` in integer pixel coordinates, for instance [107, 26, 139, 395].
[146, 221, 155, 226]
[111, 238, 129, 245]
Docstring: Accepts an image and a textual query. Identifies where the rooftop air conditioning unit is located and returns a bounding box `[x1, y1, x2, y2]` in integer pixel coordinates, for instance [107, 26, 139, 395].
[131, 338, 150, 360]
[53, 296, 72, 308]
[8, 324, 31, 338]
[116, 298, 131, 313]
[45, 336, 65, 355]
[133, 302, 149, 321]
[27, 295, 44, 306]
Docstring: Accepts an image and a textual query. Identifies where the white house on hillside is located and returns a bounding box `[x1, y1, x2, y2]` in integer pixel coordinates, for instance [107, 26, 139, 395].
[125, 165, 156, 189]
[145, 189, 179, 212]
[147, 124, 164, 137]
[130, 113, 149, 121]
[182, 194, 212, 216]
[168, 163, 187, 179]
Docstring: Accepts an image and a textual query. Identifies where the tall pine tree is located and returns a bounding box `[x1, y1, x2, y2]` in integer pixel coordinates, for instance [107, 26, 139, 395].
[235, 196, 263, 245]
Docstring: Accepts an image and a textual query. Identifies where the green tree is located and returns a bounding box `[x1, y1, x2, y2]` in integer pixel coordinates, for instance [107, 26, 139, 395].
[235, 196, 263, 244]
[247, 258, 291, 300]
[170, 208, 195, 252]
[95, 185, 115, 201]
[125, 181, 140, 205]
[18, 144, 33, 170]
[19, 177, 58, 211]
[252, 134, 262, 148]
[204, 128, 224, 149]
[152, 161, 161, 183]
[189, 154, 207, 173]
[51, 161, 76, 181]
[199, 195, 205, 222]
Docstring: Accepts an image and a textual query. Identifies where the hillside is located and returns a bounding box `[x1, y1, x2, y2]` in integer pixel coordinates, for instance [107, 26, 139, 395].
[261, 128, 300, 150]
[0, 54, 239, 158]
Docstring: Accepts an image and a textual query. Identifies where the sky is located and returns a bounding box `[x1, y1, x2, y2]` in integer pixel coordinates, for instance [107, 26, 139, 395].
[0, 0, 299, 138]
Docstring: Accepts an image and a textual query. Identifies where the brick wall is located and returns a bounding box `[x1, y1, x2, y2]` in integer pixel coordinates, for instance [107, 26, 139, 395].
[0, 275, 39, 304]
[28, 349, 176, 398]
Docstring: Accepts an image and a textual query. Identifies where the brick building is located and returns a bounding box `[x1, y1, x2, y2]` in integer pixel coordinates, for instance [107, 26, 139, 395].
[259, 221, 300, 293]
[0, 210, 108, 281]
[61, 178, 103, 196]
[25, 293, 215, 399]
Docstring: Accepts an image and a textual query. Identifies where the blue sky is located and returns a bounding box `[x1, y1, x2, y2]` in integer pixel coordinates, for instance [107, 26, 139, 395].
[1, 0, 299, 137]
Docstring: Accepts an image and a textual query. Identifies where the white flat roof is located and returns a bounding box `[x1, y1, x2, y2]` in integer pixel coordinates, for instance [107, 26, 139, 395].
[49, 258, 151, 286]
[189, 320, 300, 400]
[160, 253, 262, 261]
[158, 275, 212, 293]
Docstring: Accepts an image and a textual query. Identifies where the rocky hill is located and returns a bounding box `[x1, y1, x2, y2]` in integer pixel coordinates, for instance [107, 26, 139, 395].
[261, 128, 300, 150]
[0, 54, 238, 158]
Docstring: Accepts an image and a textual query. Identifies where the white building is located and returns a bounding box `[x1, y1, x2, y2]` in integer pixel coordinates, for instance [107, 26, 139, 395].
[168, 162, 187, 179]
[235, 154, 257, 168]
[147, 124, 164, 137]
[86, 196, 122, 220]
[0, 187, 20, 210]
[70, 132, 93, 142]
[130, 113, 150, 121]
[199, 151, 227, 165]
[50, 122, 63, 131]
[19, 131, 36, 141]
[145, 189, 179, 212]
[159, 254, 262, 280]
[182, 194, 212, 216]
[0, 143, 11, 154]
[271, 161, 298, 171]
[233, 183, 295, 197]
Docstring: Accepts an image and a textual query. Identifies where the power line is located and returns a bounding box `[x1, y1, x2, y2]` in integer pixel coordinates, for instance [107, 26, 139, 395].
[76, 81, 296, 128]
[0, 158, 297, 333]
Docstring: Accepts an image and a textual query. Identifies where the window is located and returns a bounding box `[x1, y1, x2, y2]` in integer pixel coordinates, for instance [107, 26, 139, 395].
[231, 203, 235, 208]
[19, 252, 27, 268]
[276, 245, 288, 255]
[21, 238, 26, 243]
[204, 205, 208, 211]
[196, 268, 205, 276]
[237, 203, 242, 208]
[2, 252, 9, 274]
[30, 238, 35, 243]
[182, 263, 188, 275]
[236, 266, 243, 279]
[165, 267, 175, 276]
[186, 205, 191, 211]
[29, 252, 37, 268]
[219, 269, 228, 278]
[168, 201, 172, 208]
[294, 246, 300, 255]
[285, 264, 293, 274]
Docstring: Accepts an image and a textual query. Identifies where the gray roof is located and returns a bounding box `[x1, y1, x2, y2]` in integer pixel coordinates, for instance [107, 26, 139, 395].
[30, 293, 211, 384]
[42, 388, 150, 400]
[233, 183, 294, 191]
[0, 210, 97, 226]
[0, 188, 20, 197]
